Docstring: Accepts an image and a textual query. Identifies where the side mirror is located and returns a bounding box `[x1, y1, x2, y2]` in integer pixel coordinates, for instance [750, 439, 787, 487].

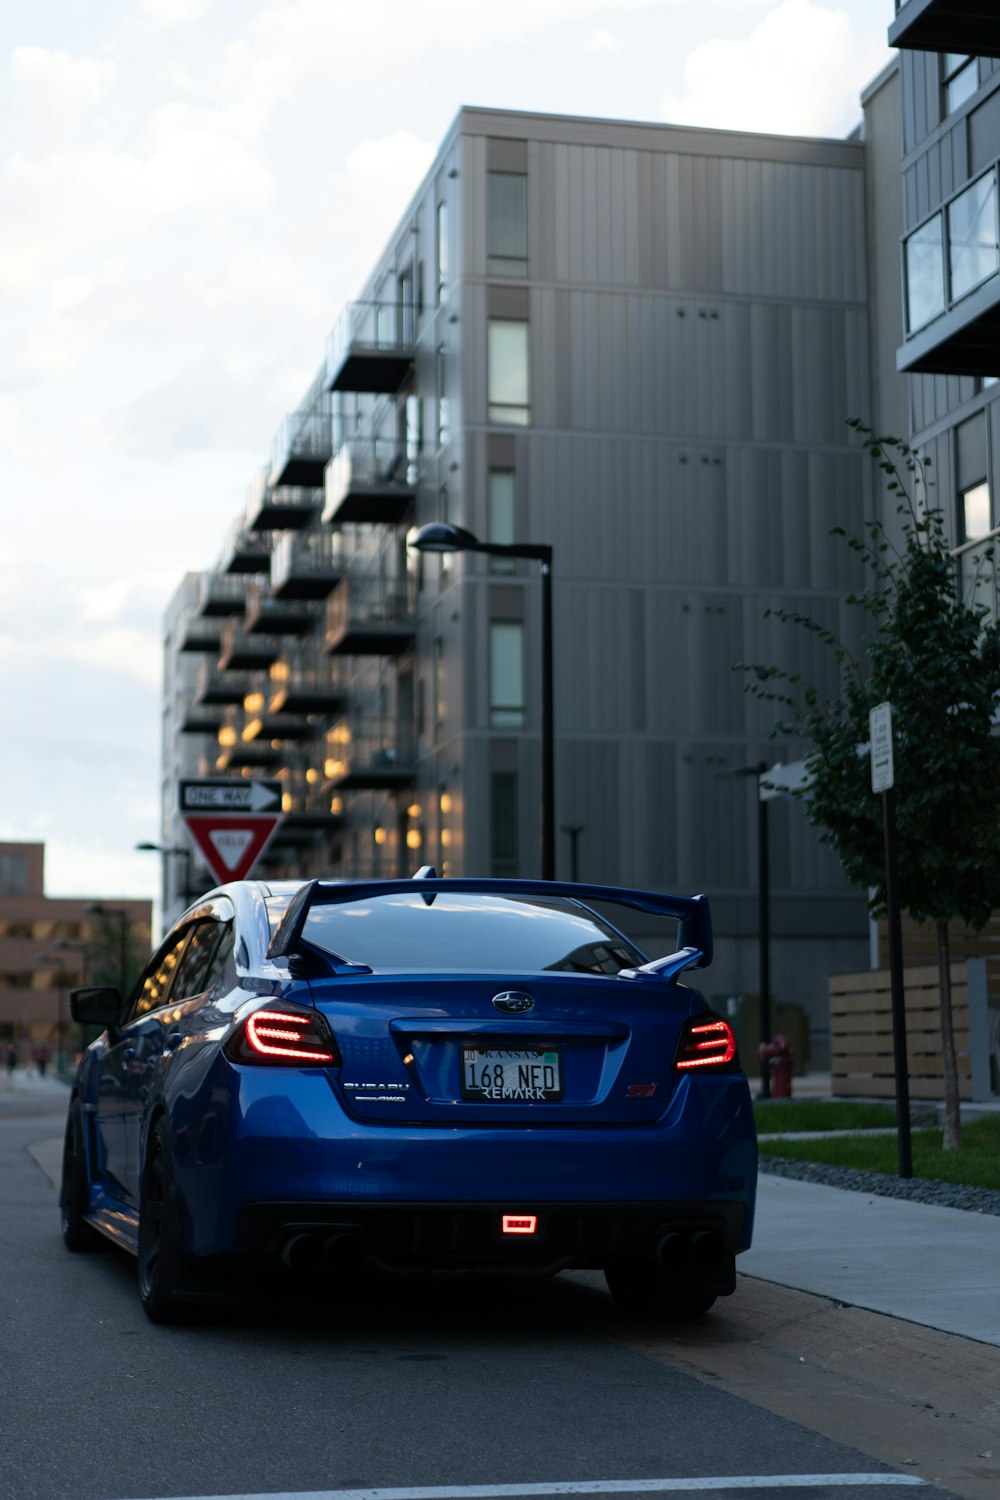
[69, 986, 122, 1028]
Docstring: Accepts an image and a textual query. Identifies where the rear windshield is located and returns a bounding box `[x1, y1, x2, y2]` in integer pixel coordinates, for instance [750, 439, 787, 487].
[301, 892, 646, 975]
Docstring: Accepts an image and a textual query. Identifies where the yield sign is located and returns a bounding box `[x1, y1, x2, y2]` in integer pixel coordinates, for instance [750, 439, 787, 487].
[182, 813, 283, 886]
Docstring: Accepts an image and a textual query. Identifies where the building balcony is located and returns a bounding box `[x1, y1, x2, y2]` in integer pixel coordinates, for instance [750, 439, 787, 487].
[272, 771, 345, 840]
[197, 572, 247, 618]
[217, 618, 281, 671]
[179, 707, 225, 735]
[246, 467, 322, 532]
[323, 717, 416, 792]
[243, 578, 318, 637]
[178, 618, 223, 654]
[322, 437, 416, 526]
[888, 0, 1000, 57]
[899, 163, 1000, 374]
[218, 518, 272, 575]
[269, 379, 333, 488]
[270, 529, 344, 601]
[324, 577, 416, 657]
[269, 645, 347, 716]
[324, 300, 416, 395]
[194, 663, 255, 706]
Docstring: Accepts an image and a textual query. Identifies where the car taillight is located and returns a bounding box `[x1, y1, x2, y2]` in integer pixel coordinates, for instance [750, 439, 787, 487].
[675, 1016, 738, 1072]
[224, 1007, 340, 1067]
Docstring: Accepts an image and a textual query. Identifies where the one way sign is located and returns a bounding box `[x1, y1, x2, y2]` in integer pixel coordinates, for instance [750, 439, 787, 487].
[179, 779, 284, 885]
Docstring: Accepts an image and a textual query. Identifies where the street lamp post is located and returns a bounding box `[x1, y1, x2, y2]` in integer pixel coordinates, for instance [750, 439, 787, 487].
[410, 523, 556, 880]
[721, 761, 772, 1101]
[35, 952, 66, 1073]
[136, 840, 194, 908]
[83, 903, 129, 994]
[52, 937, 88, 1070]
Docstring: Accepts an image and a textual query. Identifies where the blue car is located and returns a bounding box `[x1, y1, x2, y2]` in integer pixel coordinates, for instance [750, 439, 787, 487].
[61, 873, 757, 1323]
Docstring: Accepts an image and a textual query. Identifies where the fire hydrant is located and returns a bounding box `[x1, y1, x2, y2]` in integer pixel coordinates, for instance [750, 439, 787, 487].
[758, 1033, 793, 1098]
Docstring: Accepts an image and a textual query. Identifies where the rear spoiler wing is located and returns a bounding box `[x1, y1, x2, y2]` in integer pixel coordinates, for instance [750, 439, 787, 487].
[268, 877, 712, 975]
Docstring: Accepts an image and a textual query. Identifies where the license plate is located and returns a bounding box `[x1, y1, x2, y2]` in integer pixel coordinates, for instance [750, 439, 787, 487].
[461, 1046, 562, 1101]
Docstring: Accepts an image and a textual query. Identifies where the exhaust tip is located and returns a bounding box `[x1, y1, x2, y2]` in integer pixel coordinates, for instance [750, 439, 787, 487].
[653, 1231, 689, 1271]
[281, 1232, 323, 1273]
[690, 1228, 725, 1267]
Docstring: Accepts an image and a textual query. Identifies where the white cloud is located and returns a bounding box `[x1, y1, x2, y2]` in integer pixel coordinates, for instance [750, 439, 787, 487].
[134, 0, 216, 24]
[11, 46, 118, 115]
[661, 0, 883, 136]
[586, 28, 624, 52]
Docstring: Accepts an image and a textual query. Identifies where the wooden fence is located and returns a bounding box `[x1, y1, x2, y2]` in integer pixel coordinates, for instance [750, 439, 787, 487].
[829, 963, 972, 1102]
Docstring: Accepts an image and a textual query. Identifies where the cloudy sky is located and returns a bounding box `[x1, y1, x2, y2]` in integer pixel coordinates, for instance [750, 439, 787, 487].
[0, 0, 893, 904]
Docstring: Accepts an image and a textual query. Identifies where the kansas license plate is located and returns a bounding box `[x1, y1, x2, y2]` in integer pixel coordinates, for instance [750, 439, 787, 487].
[461, 1046, 562, 1101]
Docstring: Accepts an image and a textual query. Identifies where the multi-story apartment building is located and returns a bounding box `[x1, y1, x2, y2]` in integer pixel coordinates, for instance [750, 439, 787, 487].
[162, 107, 886, 1067]
[0, 842, 151, 1063]
[888, 2, 1000, 600]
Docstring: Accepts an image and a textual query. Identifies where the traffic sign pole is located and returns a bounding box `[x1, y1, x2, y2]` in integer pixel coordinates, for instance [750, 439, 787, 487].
[869, 703, 912, 1179]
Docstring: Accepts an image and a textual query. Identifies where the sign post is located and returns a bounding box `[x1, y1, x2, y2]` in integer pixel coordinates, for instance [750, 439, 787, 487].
[869, 704, 912, 1179]
[179, 779, 284, 888]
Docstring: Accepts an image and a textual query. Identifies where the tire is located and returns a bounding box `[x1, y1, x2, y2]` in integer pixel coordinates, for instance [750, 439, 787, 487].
[137, 1119, 189, 1324]
[60, 1100, 101, 1252]
[603, 1260, 717, 1320]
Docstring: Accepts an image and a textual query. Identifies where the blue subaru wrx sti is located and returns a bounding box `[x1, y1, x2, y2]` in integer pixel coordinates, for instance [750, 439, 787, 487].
[61, 873, 757, 1323]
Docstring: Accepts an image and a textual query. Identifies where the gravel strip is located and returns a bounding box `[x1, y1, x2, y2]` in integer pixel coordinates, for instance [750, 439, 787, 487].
[759, 1153, 1000, 1217]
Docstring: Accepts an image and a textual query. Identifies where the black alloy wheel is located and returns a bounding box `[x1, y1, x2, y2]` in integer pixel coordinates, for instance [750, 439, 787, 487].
[59, 1099, 102, 1252]
[137, 1119, 187, 1324]
[603, 1259, 717, 1319]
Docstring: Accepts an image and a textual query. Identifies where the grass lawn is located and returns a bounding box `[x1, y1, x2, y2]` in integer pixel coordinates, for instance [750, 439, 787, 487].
[757, 1111, 1000, 1191]
[754, 1100, 898, 1134]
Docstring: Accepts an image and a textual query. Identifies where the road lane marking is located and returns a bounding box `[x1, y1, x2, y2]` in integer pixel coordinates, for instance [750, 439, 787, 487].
[121, 1473, 928, 1499]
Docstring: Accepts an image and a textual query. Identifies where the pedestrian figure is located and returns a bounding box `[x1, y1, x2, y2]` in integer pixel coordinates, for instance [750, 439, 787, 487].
[5, 1042, 15, 1079]
[33, 1042, 51, 1078]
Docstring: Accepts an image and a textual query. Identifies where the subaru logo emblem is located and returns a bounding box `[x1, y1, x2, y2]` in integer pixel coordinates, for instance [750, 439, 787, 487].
[492, 991, 535, 1015]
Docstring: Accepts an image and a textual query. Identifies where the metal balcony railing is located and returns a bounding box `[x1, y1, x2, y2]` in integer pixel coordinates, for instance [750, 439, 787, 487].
[198, 572, 248, 618]
[219, 515, 272, 575]
[323, 715, 416, 789]
[268, 644, 347, 715]
[243, 576, 317, 636]
[194, 662, 256, 706]
[324, 575, 415, 656]
[270, 527, 345, 600]
[218, 617, 281, 671]
[269, 371, 333, 488]
[323, 436, 416, 526]
[324, 300, 416, 395]
[246, 465, 323, 531]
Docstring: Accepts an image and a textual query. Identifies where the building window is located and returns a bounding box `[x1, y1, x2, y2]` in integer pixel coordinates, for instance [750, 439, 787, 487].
[960, 480, 994, 619]
[0, 853, 28, 895]
[436, 346, 449, 446]
[434, 637, 446, 732]
[904, 215, 945, 331]
[489, 621, 525, 727]
[487, 468, 516, 573]
[487, 320, 530, 425]
[490, 771, 519, 875]
[943, 53, 978, 116]
[436, 200, 448, 305]
[487, 172, 528, 277]
[948, 172, 999, 304]
[405, 393, 422, 483]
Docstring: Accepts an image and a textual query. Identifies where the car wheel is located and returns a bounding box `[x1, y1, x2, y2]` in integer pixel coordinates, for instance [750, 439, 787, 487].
[60, 1100, 102, 1252]
[603, 1260, 717, 1320]
[137, 1120, 189, 1324]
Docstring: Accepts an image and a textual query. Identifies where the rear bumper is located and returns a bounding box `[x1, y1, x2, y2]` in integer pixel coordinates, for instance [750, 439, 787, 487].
[238, 1197, 745, 1289]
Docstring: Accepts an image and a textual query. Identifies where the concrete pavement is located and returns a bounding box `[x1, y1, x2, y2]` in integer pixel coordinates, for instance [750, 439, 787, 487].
[10, 1064, 1000, 1348]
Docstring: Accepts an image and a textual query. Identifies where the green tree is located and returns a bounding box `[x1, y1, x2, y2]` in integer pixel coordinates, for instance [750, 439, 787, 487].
[742, 424, 1000, 1149]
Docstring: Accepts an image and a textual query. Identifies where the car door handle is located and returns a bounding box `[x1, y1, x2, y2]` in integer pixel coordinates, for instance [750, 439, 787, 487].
[164, 1031, 184, 1052]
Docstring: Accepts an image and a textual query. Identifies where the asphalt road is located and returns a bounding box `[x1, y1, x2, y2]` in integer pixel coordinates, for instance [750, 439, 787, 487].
[0, 1099, 975, 1500]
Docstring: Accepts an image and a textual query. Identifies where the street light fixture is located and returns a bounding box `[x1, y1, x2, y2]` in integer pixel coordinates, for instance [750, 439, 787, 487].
[135, 840, 193, 903]
[410, 522, 555, 880]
